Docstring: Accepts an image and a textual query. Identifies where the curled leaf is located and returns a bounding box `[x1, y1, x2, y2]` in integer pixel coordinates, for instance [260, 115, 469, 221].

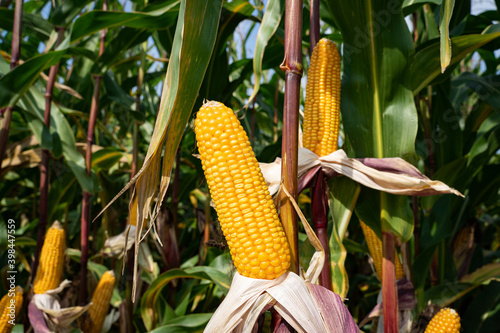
[102, 225, 135, 257]
[308, 149, 463, 196]
[306, 283, 360, 333]
[28, 300, 51, 333]
[32, 294, 91, 331]
[261, 148, 463, 197]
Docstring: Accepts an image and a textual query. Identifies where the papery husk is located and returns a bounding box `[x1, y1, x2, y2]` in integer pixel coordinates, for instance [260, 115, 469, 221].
[104, 224, 157, 276]
[261, 148, 463, 198]
[314, 149, 462, 196]
[28, 300, 51, 333]
[42, 279, 72, 296]
[259, 157, 282, 197]
[102, 309, 120, 333]
[31, 280, 91, 332]
[359, 279, 416, 333]
[306, 283, 360, 333]
[102, 225, 135, 257]
[33, 297, 91, 331]
[204, 272, 327, 333]
[205, 271, 359, 333]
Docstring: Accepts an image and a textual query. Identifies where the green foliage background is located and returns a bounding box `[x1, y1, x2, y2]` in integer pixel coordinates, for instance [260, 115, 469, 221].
[0, 0, 499, 331]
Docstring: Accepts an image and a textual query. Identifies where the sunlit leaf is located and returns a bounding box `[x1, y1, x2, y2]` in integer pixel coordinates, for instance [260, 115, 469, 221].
[70, 0, 180, 41]
[410, 31, 500, 95]
[141, 267, 230, 331]
[0, 50, 67, 108]
[17, 88, 96, 192]
[327, 177, 360, 297]
[330, 0, 418, 239]
[425, 263, 500, 306]
[439, 0, 455, 72]
[150, 314, 213, 333]
[247, 0, 284, 105]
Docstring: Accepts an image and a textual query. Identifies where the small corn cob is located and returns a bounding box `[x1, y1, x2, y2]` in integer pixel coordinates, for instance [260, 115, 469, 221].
[0, 286, 23, 333]
[195, 101, 291, 279]
[359, 221, 404, 280]
[303, 38, 341, 157]
[33, 221, 66, 294]
[81, 270, 116, 333]
[425, 308, 461, 333]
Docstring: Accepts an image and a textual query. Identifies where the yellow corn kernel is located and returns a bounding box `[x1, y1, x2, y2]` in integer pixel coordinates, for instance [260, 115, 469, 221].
[359, 221, 404, 280]
[195, 101, 290, 279]
[303, 38, 341, 157]
[425, 308, 461, 333]
[81, 270, 116, 333]
[0, 286, 23, 333]
[33, 221, 66, 294]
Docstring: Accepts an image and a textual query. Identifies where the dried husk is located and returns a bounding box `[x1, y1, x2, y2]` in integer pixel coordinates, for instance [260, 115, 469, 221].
[261, 148, 463, 198]
[31, 280, 91, 332]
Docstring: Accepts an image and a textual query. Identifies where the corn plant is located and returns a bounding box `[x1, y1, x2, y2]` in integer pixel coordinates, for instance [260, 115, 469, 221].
[0, 0, 499, 332]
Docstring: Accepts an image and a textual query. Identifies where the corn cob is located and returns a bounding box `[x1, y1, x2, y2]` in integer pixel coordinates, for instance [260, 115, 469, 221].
[424, 308, 461, 333]
[359, 221, 404, 280]
[303, 38, 341, 157]
[195, 101, 290, 279]
[0, 286, 23, 333]
[33, 221, 66, 294]
[81, 270, 116, 333]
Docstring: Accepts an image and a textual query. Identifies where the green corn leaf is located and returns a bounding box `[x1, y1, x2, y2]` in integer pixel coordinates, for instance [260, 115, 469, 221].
[439, 0, 455, 72]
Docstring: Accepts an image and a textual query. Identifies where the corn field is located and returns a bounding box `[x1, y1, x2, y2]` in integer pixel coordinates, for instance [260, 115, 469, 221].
[1, 0, 500, 332]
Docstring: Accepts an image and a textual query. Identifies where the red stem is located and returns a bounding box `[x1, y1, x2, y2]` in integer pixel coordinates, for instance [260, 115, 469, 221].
[308, 0, 332, 291]
[279, 0, 303, 274]
[273, 81, 279, 143]
[0, 109, 13, 173]
[309, 0, 320, 53]
[32, 28, 66, 280]
[79, 0, 108, 305]
[0, 0, 23, 172]
[312, 170, 333, 290]
[382, 232, 399, 333]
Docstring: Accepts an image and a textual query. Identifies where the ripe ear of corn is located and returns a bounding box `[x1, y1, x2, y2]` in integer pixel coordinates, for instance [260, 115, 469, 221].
[0, 286, 23, 333]
[81, 270, 116, 333]
[424, 308, 461, 333]
[359, 221, 404, 280]
[33, 221, 66, 294]
[303, 38, 341, 157]
[195, 101, 290, 280]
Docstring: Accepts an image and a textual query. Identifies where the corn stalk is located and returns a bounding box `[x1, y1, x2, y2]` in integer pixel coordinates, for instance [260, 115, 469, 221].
[309, 0, 320, 54]
[0, 0, 22, 173]
[32, 27, 66, 280]
[279, 0, 303, 275]
[308, 0, 333, 291]
[79, 0, 108, 305]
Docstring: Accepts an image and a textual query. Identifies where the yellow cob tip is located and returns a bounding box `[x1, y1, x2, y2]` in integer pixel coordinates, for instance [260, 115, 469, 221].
[425, 308, 461, 333]
[303, 38, 341, 157]
[0, 286, 23, 333]
[195, 101, 290, 279]
[33, 221, 66, 294]
[81, 270, 116, 333]
[359, 221, 404, 280]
